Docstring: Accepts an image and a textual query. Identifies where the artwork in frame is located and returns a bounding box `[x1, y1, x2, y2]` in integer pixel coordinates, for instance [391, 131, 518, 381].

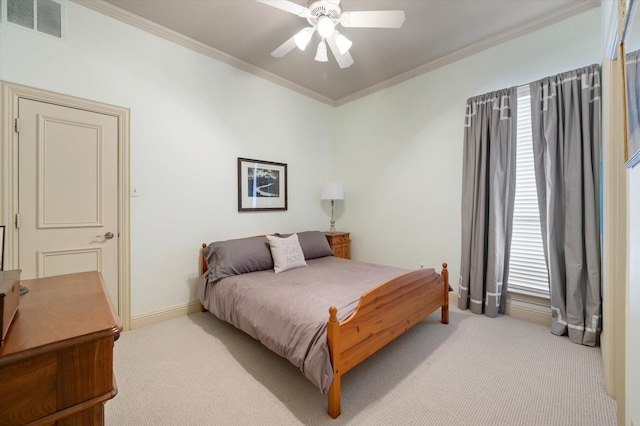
[237, 158, 288, 211]
[623, 0, 640, 168]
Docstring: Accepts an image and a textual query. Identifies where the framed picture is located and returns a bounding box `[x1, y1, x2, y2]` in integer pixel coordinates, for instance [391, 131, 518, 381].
[0, 225, 5, 271]
[237, 158, 288, 211]
[623, 0, 640, 168]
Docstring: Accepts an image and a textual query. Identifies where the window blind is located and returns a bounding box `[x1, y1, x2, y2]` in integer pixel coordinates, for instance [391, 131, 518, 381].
[508, 85, 550, 298]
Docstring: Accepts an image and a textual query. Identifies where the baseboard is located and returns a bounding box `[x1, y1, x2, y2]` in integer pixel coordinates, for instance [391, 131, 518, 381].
[448, 290, 552, 326]
[505, 299, 552, 326]
[449, 291, 458, 305]
[131, 290, 550, 330]
[130, 301, 202, 330]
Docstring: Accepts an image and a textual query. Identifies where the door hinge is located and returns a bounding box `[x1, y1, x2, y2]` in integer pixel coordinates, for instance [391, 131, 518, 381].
[14, 213, 21, 229]
[14, 118, 20, 133]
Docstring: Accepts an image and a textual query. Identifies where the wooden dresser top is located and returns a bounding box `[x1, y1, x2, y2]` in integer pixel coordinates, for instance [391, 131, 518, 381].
[0, 271, 122, 362]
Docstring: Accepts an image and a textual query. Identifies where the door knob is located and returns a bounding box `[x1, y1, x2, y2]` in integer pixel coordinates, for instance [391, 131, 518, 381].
[104, 232, 115, 239]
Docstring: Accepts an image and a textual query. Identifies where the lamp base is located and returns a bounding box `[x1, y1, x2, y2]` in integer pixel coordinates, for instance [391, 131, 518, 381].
[328, 200, 337, 233]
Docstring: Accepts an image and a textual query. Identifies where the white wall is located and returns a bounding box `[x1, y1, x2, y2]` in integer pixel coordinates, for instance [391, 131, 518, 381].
[0, 3, 609, 325]
[0, 2, 334, 316]
[2, 1, 632, 421]
[332, 9, 602, 289]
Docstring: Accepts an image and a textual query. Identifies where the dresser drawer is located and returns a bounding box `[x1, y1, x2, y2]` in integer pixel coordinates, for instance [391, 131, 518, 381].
[0, 352, 57, 424]
[329, 234, 349, 245]
[332, 244, 350, 260]
[325, 233, 350, 245]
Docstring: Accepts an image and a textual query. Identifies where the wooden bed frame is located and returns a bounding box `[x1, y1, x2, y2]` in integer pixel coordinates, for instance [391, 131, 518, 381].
[200, 243, 449, 419]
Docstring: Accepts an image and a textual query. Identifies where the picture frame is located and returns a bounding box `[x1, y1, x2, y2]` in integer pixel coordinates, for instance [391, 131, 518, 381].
[237, 158, 288, 211]
[622, 0, 640, 168]
[0, 225, 5, 271]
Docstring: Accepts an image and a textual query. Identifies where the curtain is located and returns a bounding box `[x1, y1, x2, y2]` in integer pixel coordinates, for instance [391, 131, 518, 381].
[458, 88, 517, 317]
[529, 64, 601, 346]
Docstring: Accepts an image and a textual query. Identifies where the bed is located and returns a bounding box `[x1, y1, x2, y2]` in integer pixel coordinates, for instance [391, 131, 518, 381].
[197, 231, 449, 418]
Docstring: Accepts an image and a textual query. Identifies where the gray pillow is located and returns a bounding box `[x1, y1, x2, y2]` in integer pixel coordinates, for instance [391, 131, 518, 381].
[277, 231, 334, 260]
[202, 236, 274, 283]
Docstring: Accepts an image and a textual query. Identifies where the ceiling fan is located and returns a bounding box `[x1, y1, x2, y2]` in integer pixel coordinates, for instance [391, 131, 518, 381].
[255, 0, 405, 69]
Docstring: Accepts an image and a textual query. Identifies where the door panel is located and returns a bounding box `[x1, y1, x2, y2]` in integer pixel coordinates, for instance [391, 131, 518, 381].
[18, 99, 119, 306]
[38, 248, 102, 277]
[38, 116, 103, 227]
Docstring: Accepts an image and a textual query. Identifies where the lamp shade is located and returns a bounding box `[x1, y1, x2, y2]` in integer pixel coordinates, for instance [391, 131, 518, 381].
[334, 31, 352, 54]
[294, 27, 314, 51]
[315, 40, 328, 62]
[321, 183, 344, 200]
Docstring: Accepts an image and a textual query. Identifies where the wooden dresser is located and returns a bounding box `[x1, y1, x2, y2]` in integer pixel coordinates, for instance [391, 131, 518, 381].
[325, 232, 351, 259]
[0, 271, 122, 426]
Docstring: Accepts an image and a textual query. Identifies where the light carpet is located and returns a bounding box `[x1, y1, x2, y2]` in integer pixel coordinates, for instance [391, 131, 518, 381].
[105, 306, 616, 425]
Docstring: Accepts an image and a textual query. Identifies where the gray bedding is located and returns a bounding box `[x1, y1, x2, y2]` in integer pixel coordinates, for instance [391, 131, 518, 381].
[197, 256, 408, 394]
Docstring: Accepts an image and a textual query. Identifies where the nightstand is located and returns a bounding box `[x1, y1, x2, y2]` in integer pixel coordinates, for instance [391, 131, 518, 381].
[325, 232, 350, 259]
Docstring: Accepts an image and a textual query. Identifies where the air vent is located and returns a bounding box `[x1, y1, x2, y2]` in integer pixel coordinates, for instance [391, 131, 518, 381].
[37, 0, 61, 37]
[7, 0, 34, 29]
[4, 0, 64, 39]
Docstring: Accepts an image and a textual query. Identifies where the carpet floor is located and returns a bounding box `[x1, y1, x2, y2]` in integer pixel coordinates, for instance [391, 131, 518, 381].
[105, 306, 616, 425]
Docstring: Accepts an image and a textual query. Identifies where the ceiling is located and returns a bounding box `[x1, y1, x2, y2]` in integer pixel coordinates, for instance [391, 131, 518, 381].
[81, 0, 600, 106]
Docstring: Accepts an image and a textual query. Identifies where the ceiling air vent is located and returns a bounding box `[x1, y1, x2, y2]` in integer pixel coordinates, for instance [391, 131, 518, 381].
[4, 0, 64, 39]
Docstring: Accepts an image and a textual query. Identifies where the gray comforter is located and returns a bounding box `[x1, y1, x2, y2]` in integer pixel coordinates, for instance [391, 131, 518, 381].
[197, 256, 407, 394]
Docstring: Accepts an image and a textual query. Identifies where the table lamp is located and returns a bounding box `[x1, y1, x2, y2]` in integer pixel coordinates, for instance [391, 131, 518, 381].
[321, 183, 344, 233]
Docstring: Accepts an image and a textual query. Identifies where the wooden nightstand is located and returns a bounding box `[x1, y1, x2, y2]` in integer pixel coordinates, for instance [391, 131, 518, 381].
[325, 232, 350, 259]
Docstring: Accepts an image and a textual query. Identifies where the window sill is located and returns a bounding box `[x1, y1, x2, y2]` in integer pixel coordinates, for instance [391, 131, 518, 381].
[507, 287, 550, 305]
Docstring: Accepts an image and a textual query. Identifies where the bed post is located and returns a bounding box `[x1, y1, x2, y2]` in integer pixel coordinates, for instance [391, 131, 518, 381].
[201, 243, 208, 274]
[200, 243, 208, 312]
[441, 262, 449, 324]
[327, 306, 341, 419]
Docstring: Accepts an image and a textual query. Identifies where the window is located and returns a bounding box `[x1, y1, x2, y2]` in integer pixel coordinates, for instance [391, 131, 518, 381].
[508, 85, 550, 298]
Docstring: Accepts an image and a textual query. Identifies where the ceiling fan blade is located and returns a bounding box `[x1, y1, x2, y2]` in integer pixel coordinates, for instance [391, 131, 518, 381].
[326, 32, 354, 69]
[271, 35, 298, 57]
[255, 0, 311, 18]
[340, 10, 406, 28]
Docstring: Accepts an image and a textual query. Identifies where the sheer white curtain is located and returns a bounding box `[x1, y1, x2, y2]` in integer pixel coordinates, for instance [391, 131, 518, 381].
[529, 64, 602, 346]
[458, 88, 517, 317]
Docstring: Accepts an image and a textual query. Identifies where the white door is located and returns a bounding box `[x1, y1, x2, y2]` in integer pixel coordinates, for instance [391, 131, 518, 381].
[17, 98, 119, 306]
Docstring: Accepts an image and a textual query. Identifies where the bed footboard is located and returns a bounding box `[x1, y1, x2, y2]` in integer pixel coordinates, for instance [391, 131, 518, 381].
[326, 263, 449, 418]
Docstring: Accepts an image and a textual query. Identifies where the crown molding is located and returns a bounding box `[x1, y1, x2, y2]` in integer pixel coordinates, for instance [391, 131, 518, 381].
[335, 0, 601, 106]
[72, 0, 598, 108]
[71, 0, 338, 106]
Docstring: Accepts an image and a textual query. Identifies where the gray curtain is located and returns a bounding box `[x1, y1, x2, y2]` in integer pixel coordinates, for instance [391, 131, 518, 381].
[529, 64, 602, 346]
[458, 88, 517, 317]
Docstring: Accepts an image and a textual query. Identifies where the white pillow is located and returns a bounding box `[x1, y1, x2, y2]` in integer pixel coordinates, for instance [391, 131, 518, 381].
[266, 234, 308, 273]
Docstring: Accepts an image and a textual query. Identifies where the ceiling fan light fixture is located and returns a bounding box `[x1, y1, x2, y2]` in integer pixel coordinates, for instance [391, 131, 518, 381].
[317, 16, 335, 38]
[334, 31, 352, 54]
[294, 27, 314, 50]
[259, 0, 406, 69]
[315, 40, 328, 62]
